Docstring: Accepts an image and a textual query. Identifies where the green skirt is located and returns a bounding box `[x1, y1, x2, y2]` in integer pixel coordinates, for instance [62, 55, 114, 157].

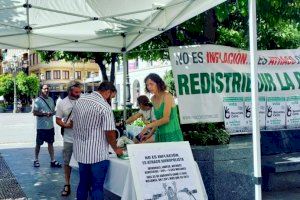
[155, 129, 183, 142]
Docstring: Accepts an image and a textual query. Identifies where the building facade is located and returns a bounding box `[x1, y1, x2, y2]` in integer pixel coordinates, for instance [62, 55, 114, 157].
[29, 54, 99, 99]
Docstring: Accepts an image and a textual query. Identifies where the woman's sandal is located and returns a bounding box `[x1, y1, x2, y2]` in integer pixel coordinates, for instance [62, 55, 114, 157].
[61, 184, 71, 196]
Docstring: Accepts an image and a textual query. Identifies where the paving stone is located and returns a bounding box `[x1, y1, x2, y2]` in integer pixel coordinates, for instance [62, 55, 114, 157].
[0, 154, 27, 199]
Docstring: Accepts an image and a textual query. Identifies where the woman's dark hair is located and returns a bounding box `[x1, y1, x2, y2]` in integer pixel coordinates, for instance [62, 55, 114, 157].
[144, 73, 166, 93]
[137, 95, 152, 107]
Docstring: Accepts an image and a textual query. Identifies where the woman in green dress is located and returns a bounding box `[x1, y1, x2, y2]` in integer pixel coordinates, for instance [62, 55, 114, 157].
[140, 73, 183, 142]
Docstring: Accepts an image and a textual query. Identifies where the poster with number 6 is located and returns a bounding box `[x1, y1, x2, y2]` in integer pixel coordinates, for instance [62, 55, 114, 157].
[266, 97, 286, 130]
[223, 97, 245, 133]
[286, 96, 300, 129]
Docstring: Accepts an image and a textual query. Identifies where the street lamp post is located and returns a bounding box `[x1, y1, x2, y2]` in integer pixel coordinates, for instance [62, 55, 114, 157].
[91, 72, 95, 91]
[13, 72, 17, 113]
[40, 73, 45, 85]
[83, 78, 86, 93]
[4, 55, 20, 113]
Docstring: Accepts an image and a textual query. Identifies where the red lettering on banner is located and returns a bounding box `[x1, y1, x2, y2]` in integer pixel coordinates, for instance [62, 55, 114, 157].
[206, 52, 247, 64]
[268, 56, 296, 65]
[207, 52, 221, 63]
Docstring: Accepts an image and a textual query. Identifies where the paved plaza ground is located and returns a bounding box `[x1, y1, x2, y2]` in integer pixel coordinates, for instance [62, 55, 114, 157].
[0, 113, 299, 199]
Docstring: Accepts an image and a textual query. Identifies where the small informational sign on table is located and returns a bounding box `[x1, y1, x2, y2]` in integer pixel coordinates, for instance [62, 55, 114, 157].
[223, 97, 245, 133]
[266, 97, 286, 130]
[286, 96, 300, 129]
[127, 142, 207, 200]
[244, 96, 266, 131]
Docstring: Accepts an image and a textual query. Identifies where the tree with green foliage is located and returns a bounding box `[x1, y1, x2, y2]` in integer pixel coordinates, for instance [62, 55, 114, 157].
[164, 70, 176, 96]
[16, 72, 40, 104]
[0, 72, 40, 104]
[0, 73, 14, 103]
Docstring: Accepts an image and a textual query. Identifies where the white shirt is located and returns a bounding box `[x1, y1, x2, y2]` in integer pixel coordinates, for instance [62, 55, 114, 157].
[138, 108, 156, 123]
[56, 97, 76, 143]
[72, 92, 116, 164]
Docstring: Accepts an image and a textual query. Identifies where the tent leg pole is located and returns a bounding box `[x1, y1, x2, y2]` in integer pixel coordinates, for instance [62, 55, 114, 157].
[249, 0, 262, 199]
[122, 50, 127, 121]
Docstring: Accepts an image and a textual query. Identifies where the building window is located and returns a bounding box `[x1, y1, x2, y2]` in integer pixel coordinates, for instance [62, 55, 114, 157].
[87, 72, 91, 78]
[46, 71, 51, 80]
[62, 71, 69, 79]
[75, 71, 81, 79]
[35, 54, 39, 65]
[53, 70, 61, 79]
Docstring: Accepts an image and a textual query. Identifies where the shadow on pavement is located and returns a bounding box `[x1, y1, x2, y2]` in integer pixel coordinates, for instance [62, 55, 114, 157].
[0, 146, 78, 200]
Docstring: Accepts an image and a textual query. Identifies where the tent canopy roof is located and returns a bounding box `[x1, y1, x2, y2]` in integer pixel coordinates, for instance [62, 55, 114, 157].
[0, 0, 225, 52]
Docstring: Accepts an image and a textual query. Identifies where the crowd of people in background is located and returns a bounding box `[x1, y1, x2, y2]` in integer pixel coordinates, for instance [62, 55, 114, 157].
[32, 73, 183, 200]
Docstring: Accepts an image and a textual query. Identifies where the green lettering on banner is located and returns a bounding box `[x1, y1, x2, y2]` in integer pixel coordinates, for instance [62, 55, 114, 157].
[190, 73, 200, 94]
[241, 73, 247, 92]
[200, 73, 210, 94]
[276, 73, 295, 91]
[264, 73, 277, 91]
[284, 73, 295, 90]
[246, 73, 251, 92]
[224, 73, 233, 93]
[276, 73, 287, 91]
[294, 72, 300, 89]
[232, 73, 242, 93]
[215, 72, 224, 93]
[177, 74, 190, 95]
[211, 73, 216, 93]
[258, 74, 266, 92]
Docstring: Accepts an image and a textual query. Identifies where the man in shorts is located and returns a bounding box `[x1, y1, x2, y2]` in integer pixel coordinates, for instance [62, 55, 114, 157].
[33, 84, 61, 168]
[56, 81, 82, 196]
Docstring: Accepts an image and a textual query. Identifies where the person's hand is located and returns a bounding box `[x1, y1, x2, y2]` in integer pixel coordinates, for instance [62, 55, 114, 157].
[114, 147, 123, 156]
[44, 112, 52, 117]
[64, 121, 73, 128]
[140, 126, 149, 136]
[141, 134, 151, 142]
[116, 122, 121, 126]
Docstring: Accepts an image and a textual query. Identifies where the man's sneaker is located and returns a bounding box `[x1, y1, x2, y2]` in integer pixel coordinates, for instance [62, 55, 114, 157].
[33, 160, 40, 167]
[50, 160, 62, 168]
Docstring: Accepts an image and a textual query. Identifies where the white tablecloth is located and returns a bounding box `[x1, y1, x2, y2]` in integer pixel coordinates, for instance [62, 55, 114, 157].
[104, 155, 136, 200]
[104, 155, 207, 200]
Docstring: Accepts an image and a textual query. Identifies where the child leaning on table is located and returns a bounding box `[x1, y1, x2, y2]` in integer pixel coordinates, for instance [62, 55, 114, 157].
[125, 95, 156, 143]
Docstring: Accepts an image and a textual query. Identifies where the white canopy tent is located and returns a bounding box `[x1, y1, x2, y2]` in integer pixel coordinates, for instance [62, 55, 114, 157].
[0, 0, 262, 199]
[0, 0, 225, 52]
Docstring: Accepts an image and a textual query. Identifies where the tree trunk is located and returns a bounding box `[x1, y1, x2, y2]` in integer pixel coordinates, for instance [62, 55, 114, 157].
[110, 53, 117, 83]
[203, 9, 217, 44]
[166, 27, 181, 46]
[95, 53, 108, 81]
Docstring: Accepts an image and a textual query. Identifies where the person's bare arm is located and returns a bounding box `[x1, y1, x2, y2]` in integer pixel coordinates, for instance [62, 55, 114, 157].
[33, 110, 52, 117]
[126, 113, 143, 124]
[140, 93, 173, 135]
[56, 117, 72, 128]
[106, 130, 123, 155]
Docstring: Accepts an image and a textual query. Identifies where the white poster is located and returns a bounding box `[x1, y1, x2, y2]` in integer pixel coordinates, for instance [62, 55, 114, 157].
[286, 96, 300, 129]
[244, 96, 266, 131]
[266, 97, 286, 130]
[127, 142, 207, 200]
[169, 45, 300, 124]
[223, 97, 244, 133]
